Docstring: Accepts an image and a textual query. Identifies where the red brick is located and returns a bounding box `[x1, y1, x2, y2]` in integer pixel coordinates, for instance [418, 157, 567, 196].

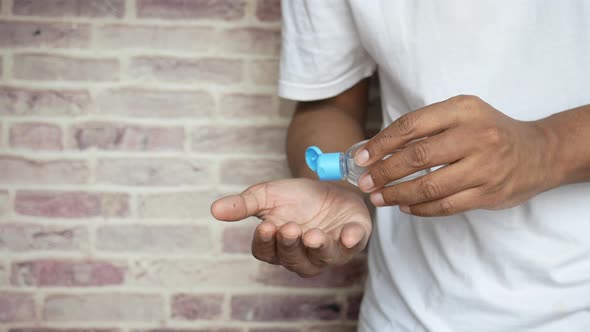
[256, 0, 280, 22]
[219, 28, 280, 55]
[222, 220, 257, 254]
[96, 88, 214, 118]
[0, 156, 89, 184]
[0, 224, 87, 251]
[13, 0, 125, 18]
[69, 122, 184, 151]
[137, 191, 214, 219]
[219, 93, 275, 118]
[0, 21, 90, 48]
[307, 325, 357, 332]
[43, 293, 164, 322]
[231, 294, 341, 321]
[0, 86, 92, 116]
[279, 98, 296, 118]
[0, 292, 35, 322]
[249, 59, 278, 86]
[171, 293, 224, 320]
[96, 24, 216, 52]
[126, 259, 257, 288]
[11, 260, 126, 287]
[256, 258, 367, 288]
[14, 53, 120, 82]
[129, 56, 242, 85]
[15, 190, 129, 218]
[96, 225, 210, 253]
[346, 293, 363, 320]
[191, 125, 286, 154]
[10, 329, 120, 332]
[96, 158, 211, 186]
[9, 122, 62, 150]
[220, 158, 289, 185]
[0, 190, 9, 216]
[249, 329, 298, 332]
[137, 329, 239, 332]
[137, 0, 245, 20]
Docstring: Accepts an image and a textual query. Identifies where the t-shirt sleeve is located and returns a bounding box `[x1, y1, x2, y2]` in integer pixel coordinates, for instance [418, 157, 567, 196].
[278, 0, 377, 101]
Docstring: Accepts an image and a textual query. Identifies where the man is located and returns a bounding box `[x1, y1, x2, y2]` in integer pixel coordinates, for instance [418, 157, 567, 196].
[212, 1, 590, 331]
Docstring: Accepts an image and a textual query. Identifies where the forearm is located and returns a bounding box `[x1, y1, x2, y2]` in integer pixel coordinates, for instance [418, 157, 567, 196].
[537, 104, 590, 186]
[286, 80, 371, 194]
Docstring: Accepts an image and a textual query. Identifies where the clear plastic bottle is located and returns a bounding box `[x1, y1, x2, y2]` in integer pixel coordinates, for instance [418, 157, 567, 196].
[305, 140, 429, 186]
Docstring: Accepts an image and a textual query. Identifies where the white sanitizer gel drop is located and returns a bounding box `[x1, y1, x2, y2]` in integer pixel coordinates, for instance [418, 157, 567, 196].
[305, 140, 429, 186]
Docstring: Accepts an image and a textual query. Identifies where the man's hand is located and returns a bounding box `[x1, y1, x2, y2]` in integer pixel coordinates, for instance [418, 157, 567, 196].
[211, 178, 371, 277]
[354, 95, 558, 217]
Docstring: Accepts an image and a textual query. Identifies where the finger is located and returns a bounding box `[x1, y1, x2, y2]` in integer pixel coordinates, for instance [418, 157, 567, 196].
[251, 221, 278, 264]
[277, 222, 321, 277]
[370, 159, 483, 207]
[304, 223, 368, 267]
[354, 96, 479, 166]
[358, 128, 473, 192]
[211, 183, 268, 221]
[402, 187, 483, 217]
[340, 222, 368, 249]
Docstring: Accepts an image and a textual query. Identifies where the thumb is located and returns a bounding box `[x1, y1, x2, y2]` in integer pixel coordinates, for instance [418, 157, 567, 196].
[211, 184, 268, 222]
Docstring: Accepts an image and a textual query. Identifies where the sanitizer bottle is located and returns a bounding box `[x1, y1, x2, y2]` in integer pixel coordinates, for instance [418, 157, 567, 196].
[305, 140, 429, 186]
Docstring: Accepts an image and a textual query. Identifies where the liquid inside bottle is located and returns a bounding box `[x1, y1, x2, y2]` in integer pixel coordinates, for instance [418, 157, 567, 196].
[306, 140, 431, 186]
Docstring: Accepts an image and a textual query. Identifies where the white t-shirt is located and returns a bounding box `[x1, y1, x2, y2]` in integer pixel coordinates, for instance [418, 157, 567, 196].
[279, 1, 590, 331]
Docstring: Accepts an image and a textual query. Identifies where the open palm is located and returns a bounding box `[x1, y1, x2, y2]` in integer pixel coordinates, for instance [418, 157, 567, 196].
[211, 178, 372, 277]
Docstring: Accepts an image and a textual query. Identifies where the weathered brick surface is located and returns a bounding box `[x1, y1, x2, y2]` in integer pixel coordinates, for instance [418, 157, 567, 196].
[0, 0, 373, 329]
[13, 0, 125, 18]
[137, 0, 246, 20]
[0, 21, 90, 48]
[0, 224, 88, 251]
[0, 292, 35, 322]
[11, 260, 126, 287]
[0, 156, 89, 184]
[96, 25, 216, 52]
[9, 122, 63, 150]
[96, 88, 215, 118]
[69, 122, 184, 151]
[0, 86, 92, 116]
[14, 53, 120, 82]
[256, 0, 281, 22]
[128, 56, 242, 85]
[15, 191, 129, 218]
[220, 158, 289, 185]
[43, 293, 164, 321]
[96, 158, 211, 186]
[96, 225, 211, 254]
[171, 293, 224, 320]
[231, 295, 342, 321]
[191, 125, 286, 154]
[0, 190, 9, 216]
[137, 191, 215, 219]
[219, 93, 275, 118]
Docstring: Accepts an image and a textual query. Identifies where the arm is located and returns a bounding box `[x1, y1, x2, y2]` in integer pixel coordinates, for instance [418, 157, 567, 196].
[538, 104, 590, 186]
[286, 79, 371, 192]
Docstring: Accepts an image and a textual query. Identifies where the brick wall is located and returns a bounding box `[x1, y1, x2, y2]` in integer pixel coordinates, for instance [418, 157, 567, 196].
[0, 0, 383, 331]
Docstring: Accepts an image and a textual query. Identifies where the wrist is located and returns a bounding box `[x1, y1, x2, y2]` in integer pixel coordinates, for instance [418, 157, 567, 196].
[533, 117, 567, 188]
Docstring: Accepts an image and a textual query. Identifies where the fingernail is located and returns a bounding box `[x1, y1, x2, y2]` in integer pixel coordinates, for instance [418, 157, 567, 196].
[400, 205, 411, 214]
[371, 192, 385, 206]
[354, 149, 370, 166]
[282, 236, 297, 247]
[358, 174, 375, 192]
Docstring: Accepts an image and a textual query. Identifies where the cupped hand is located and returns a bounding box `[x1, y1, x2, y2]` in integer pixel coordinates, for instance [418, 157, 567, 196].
[211, 178, 372, 277]
[354, 95, 556, 217]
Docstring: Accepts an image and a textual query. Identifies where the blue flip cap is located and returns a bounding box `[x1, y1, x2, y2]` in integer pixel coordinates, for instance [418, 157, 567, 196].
[305, 146, 343, 181]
